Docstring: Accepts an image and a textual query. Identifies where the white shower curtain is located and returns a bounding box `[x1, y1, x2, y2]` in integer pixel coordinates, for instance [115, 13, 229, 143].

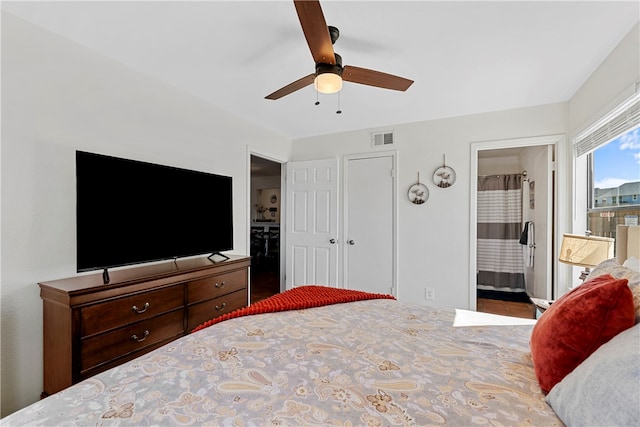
[477, 174, 526, 293]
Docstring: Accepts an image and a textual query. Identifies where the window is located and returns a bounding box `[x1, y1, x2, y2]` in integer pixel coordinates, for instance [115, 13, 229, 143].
[589, 128, 640, 208]
[575, 90, 640, 240]
[586, 127, 640, 238]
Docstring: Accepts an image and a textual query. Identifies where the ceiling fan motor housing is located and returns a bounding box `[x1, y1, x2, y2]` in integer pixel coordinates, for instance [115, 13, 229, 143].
[328, 25, 340, 44]
[316, 53, 343, 77]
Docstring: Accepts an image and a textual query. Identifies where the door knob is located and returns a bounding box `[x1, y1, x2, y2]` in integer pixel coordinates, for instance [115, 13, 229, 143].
[347, 239, 355, 245]
[329, 239, 337, 244]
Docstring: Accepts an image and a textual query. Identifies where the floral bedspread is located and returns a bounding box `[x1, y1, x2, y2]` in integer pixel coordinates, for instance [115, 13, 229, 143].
[3, 299, 562, 426]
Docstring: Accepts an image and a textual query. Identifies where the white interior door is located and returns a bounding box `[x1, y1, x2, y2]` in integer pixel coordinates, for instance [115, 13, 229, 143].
[285, 158, 339, 289]
[344, 153, 396, 295]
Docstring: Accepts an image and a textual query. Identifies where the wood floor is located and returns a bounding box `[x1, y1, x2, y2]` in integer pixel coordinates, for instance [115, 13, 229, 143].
[251, 270, 535, 319]
[477, 298, 535, 319]
[250, 268, 280, 304]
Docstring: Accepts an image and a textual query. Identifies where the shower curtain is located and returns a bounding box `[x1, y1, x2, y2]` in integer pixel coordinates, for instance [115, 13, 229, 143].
[477, 174, 525, 293]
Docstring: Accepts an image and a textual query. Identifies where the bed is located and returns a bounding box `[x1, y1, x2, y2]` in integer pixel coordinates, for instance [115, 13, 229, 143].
[2, 226, 639, 426]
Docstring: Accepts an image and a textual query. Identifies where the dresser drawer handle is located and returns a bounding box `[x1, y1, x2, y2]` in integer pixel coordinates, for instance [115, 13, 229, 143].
[214, 281, 226, 288]
[215, 302, 227, 311]
[131, 302, 150, 314]
[131, 330, 149, 342]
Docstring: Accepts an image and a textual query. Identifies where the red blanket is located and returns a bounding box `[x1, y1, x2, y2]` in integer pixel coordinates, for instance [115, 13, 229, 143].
[191, 285, 396, 333]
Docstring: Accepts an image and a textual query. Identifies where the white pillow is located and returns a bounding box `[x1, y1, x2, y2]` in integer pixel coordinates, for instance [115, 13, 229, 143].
[587, 258, 640, 323]
[623, 256, 640, 273]
[546, 324, 640, 426]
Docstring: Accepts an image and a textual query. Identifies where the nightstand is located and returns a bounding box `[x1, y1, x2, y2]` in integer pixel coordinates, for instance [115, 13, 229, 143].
[530, 297, 554, 318]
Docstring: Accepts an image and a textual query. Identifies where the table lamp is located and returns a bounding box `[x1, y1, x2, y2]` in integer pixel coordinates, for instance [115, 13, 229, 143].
[559, 233, 614, 281]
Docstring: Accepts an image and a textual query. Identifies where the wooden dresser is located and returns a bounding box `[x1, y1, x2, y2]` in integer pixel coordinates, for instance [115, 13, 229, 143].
[39, 255, 250, 397]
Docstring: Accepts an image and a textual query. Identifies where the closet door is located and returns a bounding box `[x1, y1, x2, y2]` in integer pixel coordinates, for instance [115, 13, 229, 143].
[344, 153, 396, 295]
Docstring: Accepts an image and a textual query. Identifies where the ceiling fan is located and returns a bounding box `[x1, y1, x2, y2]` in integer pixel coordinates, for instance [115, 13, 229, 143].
[265, 0, 414, 100]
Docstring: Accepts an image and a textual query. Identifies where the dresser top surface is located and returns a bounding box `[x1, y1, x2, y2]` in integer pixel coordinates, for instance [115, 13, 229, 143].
[39, 255, 251, 295]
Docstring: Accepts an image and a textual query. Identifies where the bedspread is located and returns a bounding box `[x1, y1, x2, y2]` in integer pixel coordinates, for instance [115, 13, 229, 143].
[3, 298, 562, 426]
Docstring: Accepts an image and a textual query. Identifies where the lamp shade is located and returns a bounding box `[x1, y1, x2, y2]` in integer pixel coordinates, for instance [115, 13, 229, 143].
[314, 72, 342, 94]
[559, 233, 614, 268]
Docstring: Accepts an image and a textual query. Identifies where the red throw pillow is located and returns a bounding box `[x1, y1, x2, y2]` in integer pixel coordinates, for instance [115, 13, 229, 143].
[530, 274, 635, 393]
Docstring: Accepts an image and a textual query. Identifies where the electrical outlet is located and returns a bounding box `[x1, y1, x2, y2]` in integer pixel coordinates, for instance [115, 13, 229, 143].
[425, 288, 435, 300]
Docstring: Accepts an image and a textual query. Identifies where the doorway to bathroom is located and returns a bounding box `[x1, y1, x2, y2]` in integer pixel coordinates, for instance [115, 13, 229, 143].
[470, 135, 562, 314]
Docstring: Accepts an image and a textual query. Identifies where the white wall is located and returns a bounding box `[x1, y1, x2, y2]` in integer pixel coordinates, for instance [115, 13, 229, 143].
[477, 155, 521, 175]
[520, 145, 553, 299]
[569, 23, 640, 137]
[0, 13, 291, 416]
[292, 103, 568, 309]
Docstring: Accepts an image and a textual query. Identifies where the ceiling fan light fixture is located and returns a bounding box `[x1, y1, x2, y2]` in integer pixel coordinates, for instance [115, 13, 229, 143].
[314, 71, 342, 94]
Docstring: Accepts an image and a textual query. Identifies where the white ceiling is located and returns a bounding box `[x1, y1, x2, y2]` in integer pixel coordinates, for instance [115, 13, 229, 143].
[3, 1, 639, 140]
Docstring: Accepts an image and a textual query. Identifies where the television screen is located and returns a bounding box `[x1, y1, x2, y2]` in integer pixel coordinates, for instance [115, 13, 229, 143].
[76, 151, 233, 272]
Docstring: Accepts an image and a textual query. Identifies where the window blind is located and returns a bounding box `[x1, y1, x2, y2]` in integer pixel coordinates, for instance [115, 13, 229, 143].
[574, 90, 640, 157]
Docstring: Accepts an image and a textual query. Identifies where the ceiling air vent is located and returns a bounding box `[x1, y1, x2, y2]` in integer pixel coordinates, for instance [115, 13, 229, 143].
[371, 131, 395, 148]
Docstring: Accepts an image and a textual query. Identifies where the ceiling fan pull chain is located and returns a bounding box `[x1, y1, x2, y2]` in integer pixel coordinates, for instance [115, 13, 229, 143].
[336, 92, 342, 114]
[315, 87, 320, 106]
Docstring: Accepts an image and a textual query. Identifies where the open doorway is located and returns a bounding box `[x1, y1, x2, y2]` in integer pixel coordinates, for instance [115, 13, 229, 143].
[469, 135, 562, 316]
[250, 154, 283, 303]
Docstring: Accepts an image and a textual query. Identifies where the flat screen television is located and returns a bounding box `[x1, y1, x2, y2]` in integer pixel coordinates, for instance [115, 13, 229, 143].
[76, 151, 233, 276]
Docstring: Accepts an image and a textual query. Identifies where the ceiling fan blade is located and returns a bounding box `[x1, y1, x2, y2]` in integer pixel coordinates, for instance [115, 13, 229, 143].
[342, 66, 414, 91]
[294, 0, 336, 65]
[265, 73, 316, 100]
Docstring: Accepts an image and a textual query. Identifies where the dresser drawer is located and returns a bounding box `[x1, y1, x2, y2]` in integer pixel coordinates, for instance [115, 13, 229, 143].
[188, 289, 247, 331]
[80, 309, 183, 373]
[81, 285, 184, 337]
[187, 269, 247, 304]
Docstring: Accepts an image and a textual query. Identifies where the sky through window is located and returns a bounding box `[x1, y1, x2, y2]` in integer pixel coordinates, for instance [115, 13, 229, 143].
[593, 127, 640, 190]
